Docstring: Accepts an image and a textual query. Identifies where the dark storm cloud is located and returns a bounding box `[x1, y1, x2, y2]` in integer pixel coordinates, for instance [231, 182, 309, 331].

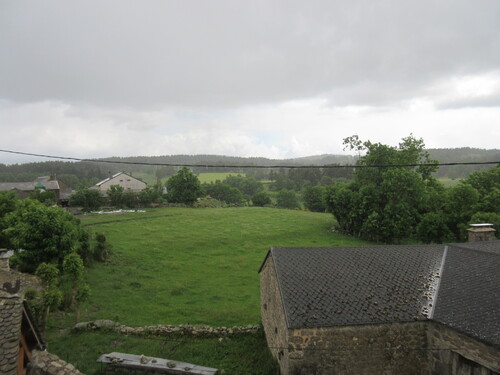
[1, 0, 499, 109]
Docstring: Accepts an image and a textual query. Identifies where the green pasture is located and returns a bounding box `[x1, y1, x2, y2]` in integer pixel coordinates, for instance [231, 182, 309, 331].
[437, 177, 461, 187]
[197, 172, 246, 183]
[46, 330, 278, 375]
[76, 207, 368, 327]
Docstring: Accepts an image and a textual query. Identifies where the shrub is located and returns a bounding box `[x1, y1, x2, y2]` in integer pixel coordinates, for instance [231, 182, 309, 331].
[417, 212, 455, 244]
[276, 189, 299, 209]
[302, 186, 327, 212]
[251, 191, 272, 207]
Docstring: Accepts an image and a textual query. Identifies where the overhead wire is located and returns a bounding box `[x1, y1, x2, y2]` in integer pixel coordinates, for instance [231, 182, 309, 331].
[0, 148, 498, 169]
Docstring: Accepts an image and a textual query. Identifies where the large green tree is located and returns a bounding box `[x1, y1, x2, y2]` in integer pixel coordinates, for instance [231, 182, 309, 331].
[4, 199, 86, 272]
[327, 135, 437, 243]
[166, 167, 203, 204]
[69, 188, 104, 212]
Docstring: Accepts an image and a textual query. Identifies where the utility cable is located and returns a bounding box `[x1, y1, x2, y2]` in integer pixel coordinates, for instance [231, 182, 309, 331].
[0, 149, 498, 169]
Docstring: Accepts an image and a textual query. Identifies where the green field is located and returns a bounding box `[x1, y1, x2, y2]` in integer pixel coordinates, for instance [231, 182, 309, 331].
[46, 331, 279, 375]
[437, 177, 462, 187]
[47, 207, 369, 374]
[77, 207, 368, 327]
[197, 172, 245, 183]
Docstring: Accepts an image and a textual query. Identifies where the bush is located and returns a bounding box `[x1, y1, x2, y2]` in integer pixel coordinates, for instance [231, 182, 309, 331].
[302, 186, 326, 212]
[166, 168, 203, 205]
[417, 212, 455, 244]
[92, 232, 112, 262]
[69, 188, 104, 212]
[252, 191, 272, 207]
[276, 190, 300, 209]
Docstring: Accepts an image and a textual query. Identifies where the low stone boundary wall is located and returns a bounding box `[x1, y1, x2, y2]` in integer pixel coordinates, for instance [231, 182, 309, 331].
[30, 350, 85, 375]
[74, 319, 260, 337]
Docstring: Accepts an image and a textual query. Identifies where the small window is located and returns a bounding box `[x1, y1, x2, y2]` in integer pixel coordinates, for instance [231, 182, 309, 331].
[263, 303, 268, 310]
[275, 327, 278, 334]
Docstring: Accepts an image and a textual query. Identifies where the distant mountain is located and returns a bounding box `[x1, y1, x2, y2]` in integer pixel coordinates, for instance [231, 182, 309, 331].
[0, 148, 498, 187]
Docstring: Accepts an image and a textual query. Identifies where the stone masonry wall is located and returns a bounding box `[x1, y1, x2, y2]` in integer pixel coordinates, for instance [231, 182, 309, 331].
[29, 350, 85, 375]
[260, 256, 290, 375]
[286, 321, 430, 375]
[427, 322, 500, 375]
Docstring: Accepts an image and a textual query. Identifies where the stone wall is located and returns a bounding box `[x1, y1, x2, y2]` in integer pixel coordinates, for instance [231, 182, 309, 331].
[286, 322, 430, 375]
[29, 350, 85, 375]
[73, 319, 259, 337]
[427, 322, 500, 375]
[260, 255, 290, 375]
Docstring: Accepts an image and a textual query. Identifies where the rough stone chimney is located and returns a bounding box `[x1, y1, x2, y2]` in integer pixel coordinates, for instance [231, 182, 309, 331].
[467, 223, 496, 242]
[0, 250, 12, 271]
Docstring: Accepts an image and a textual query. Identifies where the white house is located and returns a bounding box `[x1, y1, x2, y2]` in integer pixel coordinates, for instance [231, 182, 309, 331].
[92, 172, 147, 195]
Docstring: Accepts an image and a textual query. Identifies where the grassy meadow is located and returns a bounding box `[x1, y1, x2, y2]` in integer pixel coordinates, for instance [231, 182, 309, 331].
[197, 172, 246, 183]
[77, 207, 368, 327]
[47, 207, 369, 374]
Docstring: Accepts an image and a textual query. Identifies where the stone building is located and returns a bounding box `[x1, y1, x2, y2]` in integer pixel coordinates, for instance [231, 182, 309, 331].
[259, 241, 500, 375]
[0, 176, 72, 203]
[1, 260, 85, 375]
[92, 172, 147, 195]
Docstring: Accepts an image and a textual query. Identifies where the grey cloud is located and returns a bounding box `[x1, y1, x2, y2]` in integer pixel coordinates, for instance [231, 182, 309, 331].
[1, 0, 499, 108]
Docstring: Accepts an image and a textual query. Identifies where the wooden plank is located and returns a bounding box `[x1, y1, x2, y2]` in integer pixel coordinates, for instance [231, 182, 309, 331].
[97, 352, 218, 375]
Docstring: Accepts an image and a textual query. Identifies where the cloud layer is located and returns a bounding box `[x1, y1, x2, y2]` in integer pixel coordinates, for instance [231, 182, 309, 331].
[1, 0, 499, 163]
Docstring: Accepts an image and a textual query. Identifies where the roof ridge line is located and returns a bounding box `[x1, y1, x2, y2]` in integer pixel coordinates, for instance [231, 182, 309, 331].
[429, 245, 448, 320]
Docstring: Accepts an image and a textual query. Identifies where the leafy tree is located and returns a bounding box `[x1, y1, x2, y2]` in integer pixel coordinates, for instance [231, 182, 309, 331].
[252, 191, 272, 207]
[465, 164, 500, 196]
[35, 263, 62, 325]
[444, 184, 480, 240]
[0, 191, 18, 248]
[223, 175, 263, 196]
[138, 186, 162, 206]
[327, 135, 436, 243]
[92, 232, 112, 262]
[35, 263, 60, 288]
[69, 188, 104, 212]
[4, 199, 84, 272]
[277, 190, 300, 209]
[29, 189, 57, 205]
[303, 186, 327, 212]
[203, 182, 244, 204]
[62, 253, 89, 322]
[122, 191, 139, 208]
[166, 167, 203, 204]
[107, 185, 124, 207]
[417, 212, 455, 244]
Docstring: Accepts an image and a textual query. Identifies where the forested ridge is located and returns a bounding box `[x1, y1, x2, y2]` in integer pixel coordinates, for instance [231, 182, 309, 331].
[1, 148, 497, 188]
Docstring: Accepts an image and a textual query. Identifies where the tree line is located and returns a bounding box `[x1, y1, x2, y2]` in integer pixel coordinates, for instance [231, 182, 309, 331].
[326, 135, 499, 244]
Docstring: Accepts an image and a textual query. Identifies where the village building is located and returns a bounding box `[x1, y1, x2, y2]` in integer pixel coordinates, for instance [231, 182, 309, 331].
[91, 172, 147, 195]
[0, 176, 73, 204]
[0, 255, 84, 375]
[259, 238, 500, 375]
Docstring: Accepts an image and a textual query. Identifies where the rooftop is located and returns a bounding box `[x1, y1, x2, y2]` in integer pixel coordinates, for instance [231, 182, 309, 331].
[262, 241, 500, 347]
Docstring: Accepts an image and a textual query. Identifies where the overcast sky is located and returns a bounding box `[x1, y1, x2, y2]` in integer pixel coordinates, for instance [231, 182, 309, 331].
[1, 0, 499, 164]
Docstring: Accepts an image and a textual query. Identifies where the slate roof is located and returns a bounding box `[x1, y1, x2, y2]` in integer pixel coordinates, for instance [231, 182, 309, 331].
[0, 180, 60, 192]
[0, 290, 22, 375]
[433, 243, 500, 347]
[94, 172, 145, 187]
[261, 241, 500, 347]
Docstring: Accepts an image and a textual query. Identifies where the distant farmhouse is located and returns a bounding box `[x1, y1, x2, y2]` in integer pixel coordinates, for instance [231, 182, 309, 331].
[91, 172, 147, 195]
[0, 176, 72, 204]
[260, 233, 499, 374]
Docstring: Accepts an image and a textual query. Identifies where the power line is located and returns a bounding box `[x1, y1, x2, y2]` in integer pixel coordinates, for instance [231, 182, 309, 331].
[0, 148, 498, 169]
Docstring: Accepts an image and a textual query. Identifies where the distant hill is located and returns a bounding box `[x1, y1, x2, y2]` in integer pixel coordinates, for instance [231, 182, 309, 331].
[0, 148, 498, 187]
